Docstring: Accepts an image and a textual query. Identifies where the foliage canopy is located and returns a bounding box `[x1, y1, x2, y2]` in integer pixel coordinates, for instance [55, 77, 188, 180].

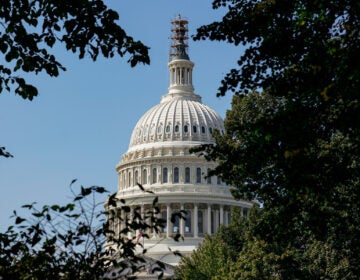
[192, 0, 360, 278]
[0, 0, 149, 100]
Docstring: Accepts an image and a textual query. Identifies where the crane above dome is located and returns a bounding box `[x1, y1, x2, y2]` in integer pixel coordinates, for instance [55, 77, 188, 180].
[168, 15, 195, 95]
[170, 14, 190, 61]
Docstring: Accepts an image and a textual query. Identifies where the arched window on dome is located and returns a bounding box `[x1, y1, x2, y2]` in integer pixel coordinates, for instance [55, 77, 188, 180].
[152, 168, 157, 184]
[209, 127, 213, 134]
[173, 167, 179, 183]
[142, 169, 147, 185]
[185, 167, 190, 183]
[166, 124, 171, 133]
[207, 168, 212, 184]
[128, 171, 132, 187]
[193, 125, 197, 133]
[196, 167, 202, 183]
[201, 126, 206, 134]
[163, 167, 168, 183]
[174, 124, 179, 133]
[184, 125, 189, 133]
[134, 170, 138, 185]
[157, 124, 163, 134]
[150, 125, 155, 135]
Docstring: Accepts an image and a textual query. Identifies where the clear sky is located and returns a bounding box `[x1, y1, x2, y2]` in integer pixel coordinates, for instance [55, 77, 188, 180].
[0, 1, 243, 230]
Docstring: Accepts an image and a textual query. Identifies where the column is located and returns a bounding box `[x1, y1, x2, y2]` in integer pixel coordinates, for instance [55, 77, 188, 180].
[128, 206, 134, 239]
[176, 67, 180, 84]
[166, 204, 172, 238]
[141, 205, 145, 220]
[117, 209, 121, 238]
[180, 204, 185, 236]
[220, 205, 224, 226]
[120, 209, 125, 233]
[194, 204, 198, 238]
[140, 204, 147, 236]
[225, 210, 229, 226]
[215, 209, 219, 232]
[207, 204, 212, 235]
[108, 211, 113, 237]
[152, 208, 158, 238]
[157, 209, 162, 237]
[173, 68, 176, 85]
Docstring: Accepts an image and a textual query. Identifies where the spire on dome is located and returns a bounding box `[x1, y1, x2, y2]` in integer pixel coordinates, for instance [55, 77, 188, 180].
[169, 15, 189, 61]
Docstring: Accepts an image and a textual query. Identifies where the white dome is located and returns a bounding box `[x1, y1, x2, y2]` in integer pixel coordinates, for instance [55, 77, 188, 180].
[128, 92, 224, 151]
[110, 17, 255, 273]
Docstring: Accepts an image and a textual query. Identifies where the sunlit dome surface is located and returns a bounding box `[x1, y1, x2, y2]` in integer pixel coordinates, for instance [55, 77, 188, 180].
[128, 92, 224, 149]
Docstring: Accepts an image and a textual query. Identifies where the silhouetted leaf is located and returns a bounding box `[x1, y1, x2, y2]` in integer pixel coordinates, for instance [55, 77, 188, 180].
[137, 183, 145, 191]
[70, 179, 77, 186]
[15, 216, 26, 224]
[152, 196, 158, 206]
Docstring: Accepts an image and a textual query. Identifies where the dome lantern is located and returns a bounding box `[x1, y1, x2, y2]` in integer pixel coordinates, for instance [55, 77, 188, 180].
[168, 15, 194, 95]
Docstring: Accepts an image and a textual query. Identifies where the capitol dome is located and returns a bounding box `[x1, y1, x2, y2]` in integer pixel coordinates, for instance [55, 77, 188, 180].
[128, 91, 225, 151]
[108, 16, 253, 272]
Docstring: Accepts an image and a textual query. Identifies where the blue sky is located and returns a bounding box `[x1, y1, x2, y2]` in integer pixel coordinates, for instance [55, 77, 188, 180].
[0, 1, 243, 230]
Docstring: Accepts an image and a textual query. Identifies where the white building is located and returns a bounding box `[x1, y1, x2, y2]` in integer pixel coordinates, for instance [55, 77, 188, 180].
[109, 16, 253, 273]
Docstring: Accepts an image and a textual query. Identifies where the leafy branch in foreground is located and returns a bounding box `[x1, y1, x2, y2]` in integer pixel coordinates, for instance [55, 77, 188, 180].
[0, 0, 150, 100]
[0, 180, 167, 279]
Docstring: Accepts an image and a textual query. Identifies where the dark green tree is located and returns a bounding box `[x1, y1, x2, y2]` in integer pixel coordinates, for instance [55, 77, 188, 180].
[193, 1, 360, 278]
[175, 234, 231, 280]
[176, 204, 352, 279]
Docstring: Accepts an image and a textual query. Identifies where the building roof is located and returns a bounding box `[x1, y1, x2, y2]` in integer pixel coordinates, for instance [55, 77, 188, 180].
[128, 92, 224, 151]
